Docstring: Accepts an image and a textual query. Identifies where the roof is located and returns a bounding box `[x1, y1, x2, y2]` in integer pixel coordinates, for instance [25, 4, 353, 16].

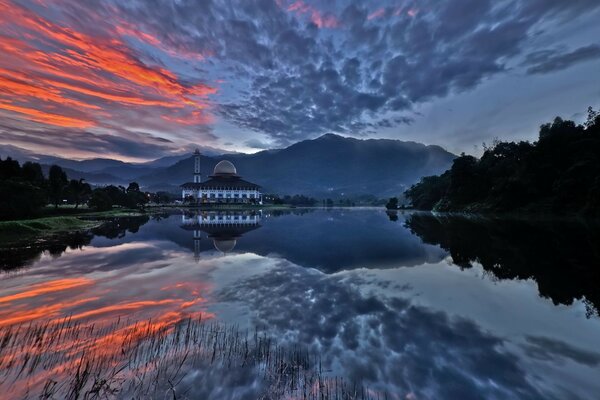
[181, 176, 261, 190]
[213, 160, 237, 176]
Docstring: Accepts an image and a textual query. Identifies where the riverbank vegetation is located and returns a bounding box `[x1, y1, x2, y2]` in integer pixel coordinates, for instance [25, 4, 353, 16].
[0, 158, 154, 220]
[0, 317, 384, 399]
[405, 107, 600, 216]
[0, 209, 145, 244]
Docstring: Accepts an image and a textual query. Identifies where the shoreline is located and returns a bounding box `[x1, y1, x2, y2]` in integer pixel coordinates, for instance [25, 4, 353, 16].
[0, 209, 146, 246]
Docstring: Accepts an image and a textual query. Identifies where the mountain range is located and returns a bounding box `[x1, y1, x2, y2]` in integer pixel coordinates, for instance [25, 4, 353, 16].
[1, 134, 455, 198]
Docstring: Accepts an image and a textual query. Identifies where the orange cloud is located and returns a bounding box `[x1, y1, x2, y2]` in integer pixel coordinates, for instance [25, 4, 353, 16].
[0, 101, 94, 128]
[0, 278, 93, 304]
[0, 0, 217, 130]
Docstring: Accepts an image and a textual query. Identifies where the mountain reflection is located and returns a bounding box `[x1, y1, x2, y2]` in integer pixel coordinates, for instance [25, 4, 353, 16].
[405, 213, 600, 317]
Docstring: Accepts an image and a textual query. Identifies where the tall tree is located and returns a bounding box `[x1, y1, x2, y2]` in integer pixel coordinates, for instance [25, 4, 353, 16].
[48, 165, 68, 208]
[67, 179, 92, 209]
[21, 162, 44, 185]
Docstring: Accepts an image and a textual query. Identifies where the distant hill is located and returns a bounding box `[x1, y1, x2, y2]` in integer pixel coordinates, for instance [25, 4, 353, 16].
[2, 135, 455, 197]
[138, 134, 455, 197]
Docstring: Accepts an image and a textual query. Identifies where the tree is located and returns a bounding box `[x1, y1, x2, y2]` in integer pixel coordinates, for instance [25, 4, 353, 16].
[88, 189, 113, 211]
[66, 179, 92, 209]
[21, 162, 44, 185]
[125, 182, 147, 208]
[48, 165, 68, 208]
[0, 181, 46, 220]
[386, 197, 399, 210]
[404, 106, 600, 216]
[0, 157, 21, 180]
[127, 182, 140, 193]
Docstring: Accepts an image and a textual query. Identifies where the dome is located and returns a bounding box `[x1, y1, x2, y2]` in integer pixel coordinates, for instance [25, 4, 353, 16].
[213, 239, 237, 253]
[213, 160, 237, 176]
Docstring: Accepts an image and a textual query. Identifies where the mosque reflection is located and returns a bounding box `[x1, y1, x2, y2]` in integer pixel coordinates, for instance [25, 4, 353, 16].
[180, 211, 262, 258]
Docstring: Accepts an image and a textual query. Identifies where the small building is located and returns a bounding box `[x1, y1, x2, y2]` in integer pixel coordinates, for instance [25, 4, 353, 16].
[181, 150, 262, 204]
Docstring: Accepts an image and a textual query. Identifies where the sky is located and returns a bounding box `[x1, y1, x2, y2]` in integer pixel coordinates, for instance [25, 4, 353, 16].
[0, 0, 599, 162]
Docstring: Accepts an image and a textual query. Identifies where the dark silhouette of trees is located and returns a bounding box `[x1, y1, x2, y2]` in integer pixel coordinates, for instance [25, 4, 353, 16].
[48, 165, 68, 208]
[0, 180, 46, 220]
[405, 107, 600, 216]
[385, 197, 399, 210]
[0, 158, 157, 218]
[87, 182, 148, 211]
[88, 190, 113, 211]
[0, 158, 47, 219]
[405, 214, 600, 318]
[66, 179, 92, 209]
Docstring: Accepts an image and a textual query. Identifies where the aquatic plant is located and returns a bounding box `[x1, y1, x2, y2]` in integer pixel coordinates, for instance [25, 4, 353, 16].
[0, 316, 387, 399]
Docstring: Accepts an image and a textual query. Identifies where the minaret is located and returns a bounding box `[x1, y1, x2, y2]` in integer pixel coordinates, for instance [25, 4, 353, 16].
[193, 149, 201, 183]
[193, 229, 201, 262]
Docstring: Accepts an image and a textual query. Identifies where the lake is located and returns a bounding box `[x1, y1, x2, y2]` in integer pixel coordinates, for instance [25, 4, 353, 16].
[1, 209, 599, 399]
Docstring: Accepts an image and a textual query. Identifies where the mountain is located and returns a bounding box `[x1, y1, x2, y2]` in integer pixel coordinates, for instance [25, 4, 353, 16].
[2, 135, 455, 197]
[138, 134, 456, 197]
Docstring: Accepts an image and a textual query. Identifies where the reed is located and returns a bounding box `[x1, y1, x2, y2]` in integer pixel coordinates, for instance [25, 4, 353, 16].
[0, 316, 387, 399]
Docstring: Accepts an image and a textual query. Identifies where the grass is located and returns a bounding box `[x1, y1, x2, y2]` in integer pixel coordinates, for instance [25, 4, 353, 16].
[0, 209, 145, 245]
[0, 317, 385, 399]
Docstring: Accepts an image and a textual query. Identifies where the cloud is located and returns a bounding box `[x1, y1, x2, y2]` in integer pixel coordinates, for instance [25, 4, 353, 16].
[243, 138, 271, 149]
[0, 123, 192, 161]
[522, 336, 600, 367]
[218, 262, 549, 399]
[1, 0, 600, 157]
[524, 44, 600, 74]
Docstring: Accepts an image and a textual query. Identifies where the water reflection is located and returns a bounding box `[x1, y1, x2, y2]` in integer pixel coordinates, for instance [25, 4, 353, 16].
[0, 215, 150, 271]
[405, 213, 600, 317]
[1, 209, 599, 399]
[180, 211, 261, 258]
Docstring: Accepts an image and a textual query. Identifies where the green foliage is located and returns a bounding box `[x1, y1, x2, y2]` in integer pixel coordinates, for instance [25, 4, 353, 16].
[0, 158, 157, 219]
[405, 107, 600, 216]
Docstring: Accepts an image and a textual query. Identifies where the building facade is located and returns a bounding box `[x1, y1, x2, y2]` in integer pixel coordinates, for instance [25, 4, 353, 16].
[181, 150, 262, 204]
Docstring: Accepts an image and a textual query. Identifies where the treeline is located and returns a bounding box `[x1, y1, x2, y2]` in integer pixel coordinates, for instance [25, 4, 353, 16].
[0, 158, 152, 220]
[267, 194, 319, 206]
[405, 107, 600, 216]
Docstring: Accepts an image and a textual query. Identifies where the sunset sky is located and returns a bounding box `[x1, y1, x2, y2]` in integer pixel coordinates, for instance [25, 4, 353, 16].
[1, 0, 599, 161]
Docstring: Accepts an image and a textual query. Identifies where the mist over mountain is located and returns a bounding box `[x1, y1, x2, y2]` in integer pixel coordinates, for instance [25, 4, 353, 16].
[140, 134, 455, 197]
[1, 135, 455, 198]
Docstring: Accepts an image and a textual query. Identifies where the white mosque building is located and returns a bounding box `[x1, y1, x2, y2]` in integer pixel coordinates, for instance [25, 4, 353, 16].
[180, 150, 262, 204]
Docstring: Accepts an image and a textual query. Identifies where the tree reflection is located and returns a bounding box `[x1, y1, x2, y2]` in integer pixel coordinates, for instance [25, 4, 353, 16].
[0, 215, 150, 271]
[405, 214, 600, 317]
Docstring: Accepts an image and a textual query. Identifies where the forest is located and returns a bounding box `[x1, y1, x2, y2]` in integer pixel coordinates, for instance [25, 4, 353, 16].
[405, 107, 600, 216]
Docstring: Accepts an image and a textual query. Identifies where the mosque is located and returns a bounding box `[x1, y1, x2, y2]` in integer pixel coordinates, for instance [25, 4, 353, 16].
[181, 150, 262, 204]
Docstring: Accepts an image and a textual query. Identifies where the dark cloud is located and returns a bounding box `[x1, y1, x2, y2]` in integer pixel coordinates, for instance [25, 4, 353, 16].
[525, 44, 600, 74]
[243, 138, 271, 149]
[0, 124, 186, 160]
[2, 0, 600, 156]
[522, 336, 600, 367]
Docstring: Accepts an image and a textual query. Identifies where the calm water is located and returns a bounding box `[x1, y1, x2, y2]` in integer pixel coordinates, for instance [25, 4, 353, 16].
[1, 209, 599, 399]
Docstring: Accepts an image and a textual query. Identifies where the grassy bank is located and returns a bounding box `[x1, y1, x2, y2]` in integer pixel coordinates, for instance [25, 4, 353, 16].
[0, 209, 144, 244]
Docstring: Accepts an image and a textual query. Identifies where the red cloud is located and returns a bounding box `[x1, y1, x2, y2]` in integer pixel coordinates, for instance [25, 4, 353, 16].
[0, 0, 217, 132]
